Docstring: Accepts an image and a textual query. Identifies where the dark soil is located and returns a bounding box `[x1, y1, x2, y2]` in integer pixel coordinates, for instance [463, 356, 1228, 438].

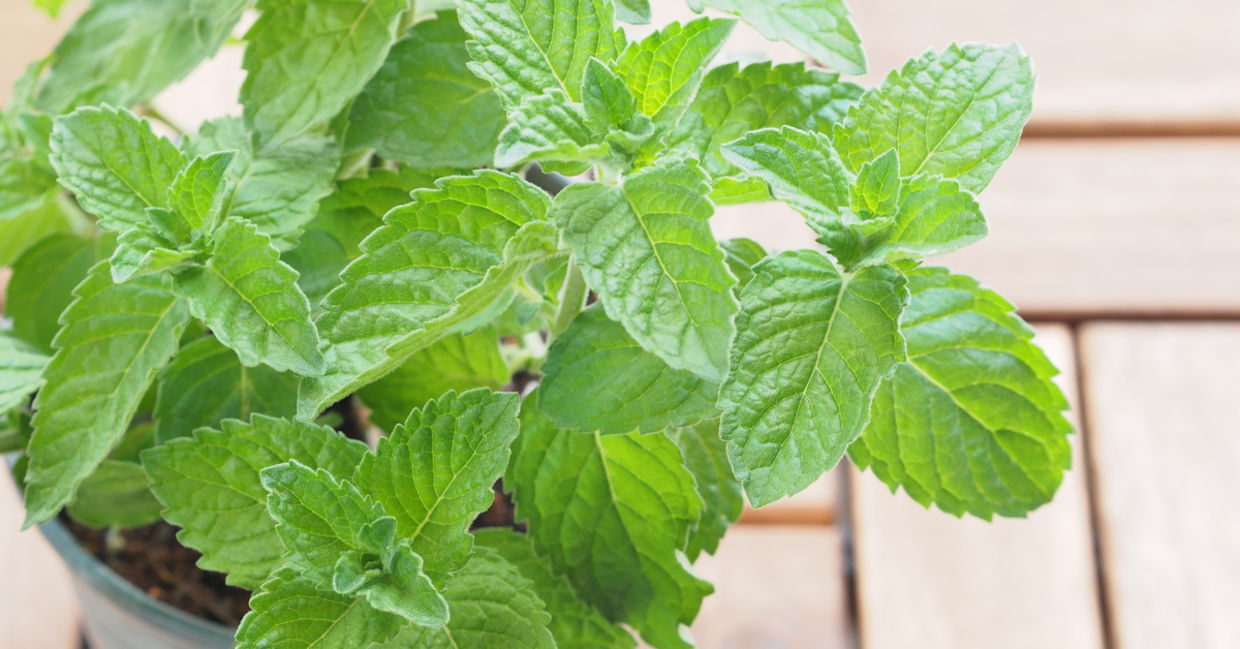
[64, 518, 250, 628]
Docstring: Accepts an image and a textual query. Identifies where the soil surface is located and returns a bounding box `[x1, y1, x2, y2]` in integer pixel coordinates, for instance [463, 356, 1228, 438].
[65, 518, 251, 627]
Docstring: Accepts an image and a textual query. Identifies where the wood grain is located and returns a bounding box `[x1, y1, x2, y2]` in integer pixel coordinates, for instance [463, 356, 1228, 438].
[850, 325, 1105, 649]
[715, 139, 1240, 318]
[0, 466, 81, 649]
[1079, 323, 1240, 649]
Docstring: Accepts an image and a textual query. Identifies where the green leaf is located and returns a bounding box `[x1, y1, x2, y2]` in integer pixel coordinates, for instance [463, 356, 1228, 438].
[718, 250, 908, 507]
[834, 44, 1034, 193]
[613, 17, 735, 127]
[188, 117, 340, 248]
[23, 263, 190, 526]
[357, 327, 508, 431]
[0, 333, 48, 414]
[300, 171, 555, 417]
[32, 0, 69, 18]
[687, 0, 865, 75]
[172, 216, 324, 377]
[6, 233, 101, 352]
[109, 221, 196, 283]
[552, 158, 737, 383]
[458, 0, 622, 107]
[509, 391, 711, 649]
[539, 306, 718, 435]
[0, 156, 58, 222]
[286, 167, 442, 308]
[495, 90, 610, 173]
[66, 460, 162, 529]
[0, 192, 90, 267]
[49, 106, 184, 232]
[857, 173, 988, 265]
[153, 335, 299, 443]
[850, 268, 1073, 519]
[721, 125, 853, 244]
[614, 0, 649, 23]
[167, 152, 236, 233]
[242, 0, 409, 148]
[383, 547, 556, 649]
[261, 461, 450, 625]
[348, 12, 506, 169]
[235, 567, 405, 649]
[355, 389, 520, 578]
[719, 237, 765, 293]
[143, 416, 368, 589]
[474, 528, 637, 649]
[672, 419, 742, 560]
[670, 61, 861, 180]
[35, 0, 247, 113]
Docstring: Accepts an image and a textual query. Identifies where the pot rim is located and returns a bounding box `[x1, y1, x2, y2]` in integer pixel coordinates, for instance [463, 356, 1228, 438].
[6, 455, 237, 643]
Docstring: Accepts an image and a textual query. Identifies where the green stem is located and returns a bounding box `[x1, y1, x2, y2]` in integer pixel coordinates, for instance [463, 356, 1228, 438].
[136, 105, 185, 136]
[551, 260, 587, 337]
[0, 426, 23, 454]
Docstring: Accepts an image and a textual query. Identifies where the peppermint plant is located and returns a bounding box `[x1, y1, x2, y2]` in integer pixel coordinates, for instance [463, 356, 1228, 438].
[0, 0, 1073, 647]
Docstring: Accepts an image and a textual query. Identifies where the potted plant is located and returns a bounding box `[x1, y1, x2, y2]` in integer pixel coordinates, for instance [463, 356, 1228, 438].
[0, 0, 1074, 647]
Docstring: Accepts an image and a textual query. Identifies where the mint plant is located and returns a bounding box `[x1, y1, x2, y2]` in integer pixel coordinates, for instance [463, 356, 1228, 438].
[0, 0, 1073, 647]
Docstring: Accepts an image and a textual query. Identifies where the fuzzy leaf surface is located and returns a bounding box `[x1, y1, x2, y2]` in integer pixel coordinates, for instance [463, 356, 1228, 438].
[173, 216, 323, 376]
[66, 459, 162, 529]
[242, 0, 408, 148]
[235, 568, 405, 649]
[719, 250, 908, 507]
[509, 392, 710, 649]
[833, 44, 1034, 193]
[355, 389, 520, 578]
[850, 268, 1073, 519]
[552, 158, 737, 383]
[23, 263, 190, 525]
[0, 333, 48, 414]
[539, 306, 718, 435]
[687, 0, 865, 74]
[348, 12, 505, 169]
[613, 17, 735, 126]
[143, 416, 369, 589]
[6, 233, 101, 352]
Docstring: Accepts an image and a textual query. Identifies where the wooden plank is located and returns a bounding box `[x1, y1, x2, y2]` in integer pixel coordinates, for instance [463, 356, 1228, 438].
[715, 139, 1240, 318]
[0, 467, 81, 649]
[1079, 323, 1240, 649]
[0, 2, 77, 106]
[741, 472, 838, 525]
[671, 526, 851, 649]
[851, 325, 1105, 649]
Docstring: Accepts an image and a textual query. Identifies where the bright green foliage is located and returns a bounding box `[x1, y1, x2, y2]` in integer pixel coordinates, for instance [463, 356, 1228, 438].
[34, 0, 246, 113]
[509, 392, 710, 649]
[615, 0, 650, 23]
[286, 167, 441, 307]
[354, 389, 520, 579]
[687, 0, 866, 75]
[859, 173, 987, 264]
[833, 44, 1034, 193]
[382, 547, 556, 649]
[152, 335, 299, 443]
[671, 61, 861, 182]
[458, 0, 622, 107]
[49, 106, 184, 232]
[475, 528, 636, 649]
[719, 237, 765, 292]
[188, 117, 340, 248]
[719, 251, 908, 507]
[0, 191, 88, 267]
[0, 333, 47, 414]
[66, 459, 162, 529]
[167, 152, 236, 233]
[241, 0, 408, 148]
[173, 216, 323, 376]
[23, 263, 190, 526]
[552, 158, 737, 383]
[5, 234, 100, 351]
[143, 416, 369, 589]
[614, 17, 736, 127]
[850, 268, 1073, 519]
[301, 171, 555, 416]
[235, 567, 405, 649]
[539, 306, 718, 435]
[260, 461, 449, 624]
[672, 419, 743, 559]
[358, 328, 508, 431]
[348, 13, 506, 169]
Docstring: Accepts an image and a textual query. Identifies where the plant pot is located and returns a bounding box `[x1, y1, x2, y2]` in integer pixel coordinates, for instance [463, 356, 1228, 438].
[38, 517, 237, 649]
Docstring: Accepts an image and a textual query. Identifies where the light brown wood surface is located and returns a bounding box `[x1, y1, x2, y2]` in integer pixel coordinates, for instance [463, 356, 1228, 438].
[850, 325, 1105, 649]
[716, 139, 1240, 319]
[1079, 323, 1240, 649]
[742, 472, 839, 525]
[0, 467, 81, 649]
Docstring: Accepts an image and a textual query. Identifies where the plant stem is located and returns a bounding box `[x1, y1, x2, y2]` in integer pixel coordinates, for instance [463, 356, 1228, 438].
[551, 259, 587, 337]
[0, 426, 23, 454]
[136, 105, 185, 136]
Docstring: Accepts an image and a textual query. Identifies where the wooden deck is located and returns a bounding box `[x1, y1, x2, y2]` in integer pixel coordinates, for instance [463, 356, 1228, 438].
[3, 1, 1239, 647]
